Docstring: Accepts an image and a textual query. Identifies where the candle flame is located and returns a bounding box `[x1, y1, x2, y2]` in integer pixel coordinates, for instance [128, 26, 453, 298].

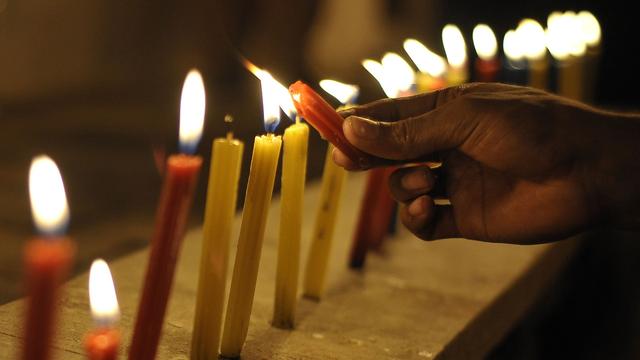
[516, 19, 547, 60]
[260, 70, 281, 132]
[442, 24, 467, 68]
[179, 69, 206, 154]
[381, 52, 415, 96]
[546, 11, 587, 60]
[29, 155, 69, 236]
[242, 60, 297, 121]
[319, 79, 359, 105]
[577, 11, 601, 48]
[89, 259, 120, 327]
[472, 24, 498, 61]
[503, 29, 525, 61]
[403, 38, 447, 77]
[362, 59, 396, 98]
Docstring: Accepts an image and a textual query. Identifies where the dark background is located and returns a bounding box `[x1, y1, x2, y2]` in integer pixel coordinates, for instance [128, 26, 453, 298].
[1, 0, 639, 357]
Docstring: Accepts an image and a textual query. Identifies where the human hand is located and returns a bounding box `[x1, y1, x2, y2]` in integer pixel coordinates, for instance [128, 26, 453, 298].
[334, 83, 640, 243]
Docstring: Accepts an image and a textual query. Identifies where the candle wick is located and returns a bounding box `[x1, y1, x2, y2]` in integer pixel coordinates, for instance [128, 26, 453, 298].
[224, 114, 234, 140]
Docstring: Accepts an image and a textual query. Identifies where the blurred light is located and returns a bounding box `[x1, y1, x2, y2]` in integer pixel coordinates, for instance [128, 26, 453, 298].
[381, 52, 415, 96]
[179, 69, 206, 154]
[29, 156, 69, 236]
[577, 10, 601, 48]
[362, 59, 397, 98]
[517, 19, 547, 60]
[442, 24, 467, 68]
[503, 30, 525, 61]
[472, 24, 498, 61]
[319, 79, 359, 105]
[89, 259, 120, 326]
[403, 38, 447, 77]
[260, 70, 281, 132]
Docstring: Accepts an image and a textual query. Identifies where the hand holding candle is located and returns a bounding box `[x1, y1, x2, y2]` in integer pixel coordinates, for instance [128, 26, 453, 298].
[22, 156, 75, 360]
[85, 259, 120, 360]
[128, 69, 204, 360]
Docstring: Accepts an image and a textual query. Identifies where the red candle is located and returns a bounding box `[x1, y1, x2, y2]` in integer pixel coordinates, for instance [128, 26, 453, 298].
[85, 259, 120, 360]
[23, 156, 75, 360]
[474, 58, 500, 82]
[289, 81, 373, 167]
[128, 69, 205, 360]
[472, 24, 500, 82]
[349, 167, 396, 269]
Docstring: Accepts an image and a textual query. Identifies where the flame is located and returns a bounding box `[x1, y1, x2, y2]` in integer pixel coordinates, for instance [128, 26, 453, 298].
[503, 29, 525, 61]
[319, 79, 359, 105]
[577, 11, 601, 48]
[472, 24, 498, 61]
[179, 69, 206, 154]
[403, 38, 447, 77]
[89, 259, 120, 326]
[546, 11, 586, 60]
[260, 70, 281, 132]
[362, 59, 397, 98]
[242, 60, 296, 121]
[29, 155, 69, 236]
[517, 19, 547, 60]
[381, 52, 415, 96]
[442, 24, 467, 68]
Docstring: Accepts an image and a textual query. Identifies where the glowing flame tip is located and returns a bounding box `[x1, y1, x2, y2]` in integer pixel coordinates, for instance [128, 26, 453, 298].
[89, 259, 120, 326]
[179, 69, 206, 154]
[29, 155, 69, 236]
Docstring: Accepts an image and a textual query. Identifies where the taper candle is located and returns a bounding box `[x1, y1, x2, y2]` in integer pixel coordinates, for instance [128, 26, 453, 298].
[128, 69, 205, 360]
[22, 156, 75, 360]
[273, 119, 309, 329]
[442, 24, 468, 86]
[403, 39, 447, 93]
[220, 70, 283, 358]
[472, 24, 500, 82]
[502, 30, 528, 86]
[190, 116, 244, 359]
[517, 19, 549, 90]
[85, 259, 120, 360]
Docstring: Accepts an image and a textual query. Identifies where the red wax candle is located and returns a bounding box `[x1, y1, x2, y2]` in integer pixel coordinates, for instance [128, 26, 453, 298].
[474, 58, 500, 82]
[349, 167, 396, 269]
[129, 69, 205, 360]
[128, 155, 201, 360]
[289, 81, 374, 167]
[22, 239, 75, 360]
[85, 328, 120, 360]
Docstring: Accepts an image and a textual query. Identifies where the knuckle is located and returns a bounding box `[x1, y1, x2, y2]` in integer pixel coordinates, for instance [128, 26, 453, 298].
[389, 121, 414, 158]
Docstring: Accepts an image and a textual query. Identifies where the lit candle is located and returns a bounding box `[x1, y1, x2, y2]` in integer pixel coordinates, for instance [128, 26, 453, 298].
[22, 156, 75, 360]
[362, 53, 416, 98]
[517, 19, 549, 90]
[220, 69, 283, 358]
[403, 38, 447, 92]
[502, 29, 528, 85]
[546, 11, 587, 100]
[84, 259, 120, 360]
[472, 24, 500, 82]
[302, 80, 356, 300]
[442, 24, 468, 85]
[128, 69, 205, 360]
[190, 115, 244, 359]
[577, 10, 601, 102]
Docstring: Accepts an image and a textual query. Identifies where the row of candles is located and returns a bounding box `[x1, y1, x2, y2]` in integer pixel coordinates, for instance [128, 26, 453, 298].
[20, 9, 601, 360]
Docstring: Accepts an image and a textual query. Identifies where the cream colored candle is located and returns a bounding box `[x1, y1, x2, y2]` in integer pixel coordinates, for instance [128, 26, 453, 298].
[220, 134, 282, 358]
[303, 144, 346, 300]
[190, 129, 244, 359]
[272, 122, 309, 329]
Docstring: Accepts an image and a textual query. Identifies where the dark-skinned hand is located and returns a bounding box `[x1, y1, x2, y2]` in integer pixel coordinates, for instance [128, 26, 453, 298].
[333, 83, 640, 244]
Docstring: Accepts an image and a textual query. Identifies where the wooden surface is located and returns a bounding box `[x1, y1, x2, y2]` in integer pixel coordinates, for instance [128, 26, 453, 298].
[0, 172, 577, 359]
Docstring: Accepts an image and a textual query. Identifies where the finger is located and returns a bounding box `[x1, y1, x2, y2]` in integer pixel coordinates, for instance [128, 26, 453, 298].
[332, 148, 359, 171]
[343, 101, 476, 160]
[400, 199, 461, 240]
[388, 166, 435, 202]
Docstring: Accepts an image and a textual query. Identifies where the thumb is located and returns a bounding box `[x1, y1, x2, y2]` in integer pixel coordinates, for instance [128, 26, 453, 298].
[343, 103, 476, 161]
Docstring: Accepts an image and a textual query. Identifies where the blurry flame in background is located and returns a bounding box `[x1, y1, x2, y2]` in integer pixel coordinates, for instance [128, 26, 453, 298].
[242, 58, 296, 122]
[503, 30, 525, 62]
[29, 155, 69, 236]
[472, 24, 498, 61]
[89, 259, 120, 326]
[403, 38, 447, 78]
[442, 24, 467, 68]
[319, 79, 359, 105]
[179, 69, 206, 154]
[577, 10, 601, 48]
[546, 11, 588, 60]
[381, 52, 415, 96]
[362, 59, 397, 98]
[516, 19, 547, 61]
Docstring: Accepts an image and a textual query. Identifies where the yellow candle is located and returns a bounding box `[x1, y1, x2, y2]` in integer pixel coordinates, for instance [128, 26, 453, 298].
[272, 122, 309, 329]
[303, 144, 346, 300]
[190, 129, 243, 359]
[528, 59, 549, 90]
[220, 134, 282, 358]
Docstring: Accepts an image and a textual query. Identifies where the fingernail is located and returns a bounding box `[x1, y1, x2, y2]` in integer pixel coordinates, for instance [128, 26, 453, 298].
[347, 116, 379, 140]
[408, 197, 427, 217]
[401, 169, 429, 191]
